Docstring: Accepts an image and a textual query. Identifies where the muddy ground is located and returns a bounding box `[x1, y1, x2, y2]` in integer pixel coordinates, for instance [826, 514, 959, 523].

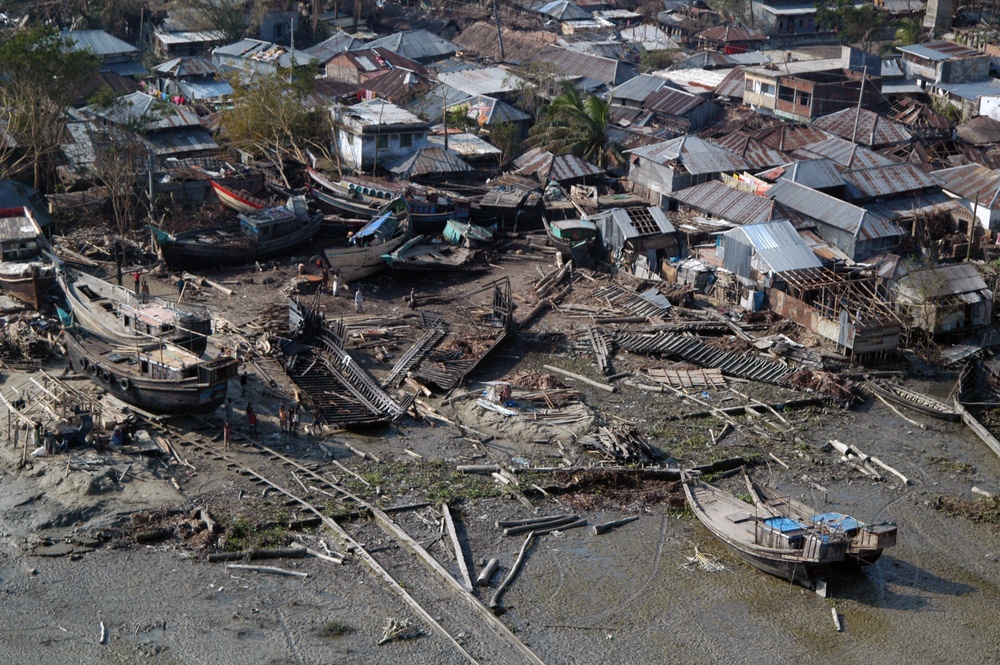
[2, 245, 1000, 664]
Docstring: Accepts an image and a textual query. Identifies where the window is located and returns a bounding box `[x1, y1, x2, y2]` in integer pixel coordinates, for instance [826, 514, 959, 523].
[798, 92, 811, 106]
[400, 133, 412, 148]
[377, 135, 388, 149]
[778, 86, 794, 103]
[760, 82, 775, 96]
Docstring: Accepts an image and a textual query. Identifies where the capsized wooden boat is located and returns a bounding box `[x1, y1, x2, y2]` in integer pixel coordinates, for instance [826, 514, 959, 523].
[323, 199, 410, 282]
[382, 235, 483, 272]
[151, 196, 322, 270]
[743, 472, 898, 567]
[56, 263, 212, 355]
[682, 472, 849, 594]
[443, 219, 495, 246]
[61, 319, 237, 414]
[867, 380, 959, 421]
[0, 207, 55, 309]
[308, 184, 383, 219]
[209, 180, 269, 213]
[546, 218, 597, 269]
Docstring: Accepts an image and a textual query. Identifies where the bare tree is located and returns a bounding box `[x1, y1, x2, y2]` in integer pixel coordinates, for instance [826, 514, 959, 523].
[176, 0, 272, 44]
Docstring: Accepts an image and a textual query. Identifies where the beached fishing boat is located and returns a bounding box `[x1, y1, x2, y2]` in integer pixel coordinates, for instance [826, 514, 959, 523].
[209, 180, 270, 213]
[308, 184, 384, 219]
[682, 472, 849, 594]
[546, 219, 597, 269]
[0, 207, 55, 309]
[406, 193, 472, 233]
[323, 199, 410, 282]
[743, 472, 898, 567]
[443, 219, 494, 246]
[382, 236, 482, 273]
[867, 380, 959, 421]
[60, 319, 237, 414]
[56, 264, 212, 355]
[151, 196, 322, 270]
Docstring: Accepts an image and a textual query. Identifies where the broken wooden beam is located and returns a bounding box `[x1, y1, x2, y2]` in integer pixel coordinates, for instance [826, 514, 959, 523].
[542, 365, 615, 393]
[442, 503, 474, 592]
[593, 516, 639, 535]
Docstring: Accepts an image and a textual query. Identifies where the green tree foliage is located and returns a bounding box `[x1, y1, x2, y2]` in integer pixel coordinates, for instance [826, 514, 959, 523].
[0, 26, 101, 190]
[527, 83, 623, 170]
[894, 17, 923, 47]
[487, 121, 520, 166]
[222, 66, 332, 187]
[815, 0, 894, 53]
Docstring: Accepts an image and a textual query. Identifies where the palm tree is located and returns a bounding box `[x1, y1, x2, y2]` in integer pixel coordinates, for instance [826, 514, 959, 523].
[894, 17, 922, 47]
[527, 83, 623, 169]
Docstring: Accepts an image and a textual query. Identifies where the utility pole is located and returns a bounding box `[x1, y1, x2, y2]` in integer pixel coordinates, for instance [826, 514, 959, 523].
[492, 0, 505, 61]
[851, 65, 867, 145]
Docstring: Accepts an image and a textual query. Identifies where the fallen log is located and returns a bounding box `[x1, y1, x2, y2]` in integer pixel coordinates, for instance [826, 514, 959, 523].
[673, 397, 825, 420]
[207, 547, 308, 562]
[384, 501, 432, 514]
[489, 533, 535, 611]
[442, 503, 474, 592]
[496, 514, 573, 528]
[504, 515, 578, 536]
[542, 365, 615, 393]
[593, 516, 639, 535]
[225, 563, 308, 578]
[458, 465, 501, 474]
[529, 518, 587, 537]
[183, 271, 234, 296]
[301, 545, 344, 565]
[476, 558, 499, 587]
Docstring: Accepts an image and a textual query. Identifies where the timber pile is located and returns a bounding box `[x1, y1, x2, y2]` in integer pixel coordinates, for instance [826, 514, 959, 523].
[641, 367, 726, 389]
[0, 316, 56, 361]
[578, 422, 659, 463]
[785, 370, 860, 405]
[592, 284, 673, 319]
[515, 388, 581, 408]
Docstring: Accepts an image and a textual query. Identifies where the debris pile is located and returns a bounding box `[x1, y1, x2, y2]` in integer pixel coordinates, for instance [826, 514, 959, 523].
[0, 315, 56, 361]
[785, 370, 861, 405]
[505, 371, 567, 390]
[578, 422, 660, 463]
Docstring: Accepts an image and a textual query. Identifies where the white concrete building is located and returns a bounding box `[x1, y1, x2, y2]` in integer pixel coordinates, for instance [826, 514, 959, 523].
[332, 100, 429, 172]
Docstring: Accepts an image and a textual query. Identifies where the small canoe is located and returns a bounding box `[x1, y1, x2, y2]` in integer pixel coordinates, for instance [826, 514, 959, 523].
[867, 380, 959, 421]
[209, 180, 269, 213]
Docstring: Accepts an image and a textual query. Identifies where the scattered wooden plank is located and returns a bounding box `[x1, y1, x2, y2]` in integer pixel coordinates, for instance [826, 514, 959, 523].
[489, 534, 535, 611]
[225, 564, 308, 578]
[593, 516, 639, 535]
[542, 365, 615, 393]
[207, 547, 308, 563]
[442, 503, 474, 592]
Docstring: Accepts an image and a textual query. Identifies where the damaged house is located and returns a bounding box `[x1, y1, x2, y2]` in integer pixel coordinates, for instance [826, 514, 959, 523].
[587, 206, 680, 278]
[893, 263, 993, 337]
[627, 136, 750, 204]
[332, 100, 429, 172]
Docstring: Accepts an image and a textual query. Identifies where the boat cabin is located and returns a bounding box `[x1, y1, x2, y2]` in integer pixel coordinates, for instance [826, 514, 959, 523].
[239, 206, 300, 242]
[351, 211, 400, 247]
[137, 344, 237, 382]
[756, 516, 848, 560]
[0, 207, 44, 261]
[549, 219, 598, 244]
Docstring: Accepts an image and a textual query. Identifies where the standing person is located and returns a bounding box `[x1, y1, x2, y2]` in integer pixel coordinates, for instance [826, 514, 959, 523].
[246, 404, 257, 439]
[289, 404, 299, 436]
[223, 419, 232, 451]
[239, 370, 248, 397]
[278, 403, 287, 434]
[354, 287, 363, 313]
[320, 266, 330, 295]
[133, 271, 141, 296]
[225, 398, 233, 426]
[140, 278, 150, 303]
[331, 270, 341, 298]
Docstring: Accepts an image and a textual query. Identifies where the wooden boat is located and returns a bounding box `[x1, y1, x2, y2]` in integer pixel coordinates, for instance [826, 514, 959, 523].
[0, 207, 55, 309]
[546, 218, 597, 269]
[308, 184, 383, 219]
[743, 472, 898, 567]
[443, 219, 494, 246]
[382, 236, 483, 272]
[323, 199, 410, 282]
[307, 167, 401, 203]
[867, 380, 960, 421]
[209, 180, 270, 213]
[682, 472, 849, 594]
[151, 196, 322, 270]
[56, 263, 212, 355]
[61, 320, 237, 414]
[406, 194, 472, 234]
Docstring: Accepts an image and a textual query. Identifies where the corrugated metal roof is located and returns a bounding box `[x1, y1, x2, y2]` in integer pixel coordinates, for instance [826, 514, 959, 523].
[64, 30, 138, 57]
[642, 86, 703, 115]
[104, 61, 148, 76]
[758, 159, 846, 189]
[935, 78, 1000, 101]
[337, 99, 427, 129]
[881, 79, 924, 94]
[385, 147, 473, 177]
[957, 115, 1000, 145]
[811, 108, 912, 147]
[437, 67, 523, 97]
[427, 130, 501, 156]
[566, 41, 632, 61]
[727, 219, 822, 273]
[585, 206, 676, 246]
[612, 74, 668, 103]
[145, 126, 218, 156]
[713, 67, 745, 99]
[462, 96, 531, 124]
[365, 29, 459, 62]
[538, 0, 592, 19]
[932, 163, 1000, 208]
[213, 39, 318, 69]
[303, 31, 366, 62]
[628, 135, 750, 174]
[617, 25, 674, 50]
[751, 124, 833, 151]
[792, 137, 898, 170]
[767, 179, 903, 240]
[154, 57, 219, 78]
[362, 69, 430, 101]
[865, 190, 960, 220]
[177, 78, 233, 100]
[841, 162, 940, 200]
[897, 40, 983, 62]
[535, 45, 638, 86]
[83, 91, 203, 130]
[881, 58, 905, 78]
[696, 24, 764, 43]
[896, 263, 988, 300]
[671, 180, 774, 224]
[514, 148, 605, 182]
[712, 132, 787, 169]
[675, 51, 733, 70]
[154, 30, 225, 46]
[728, 51, 771, 66]
[607, 124, 688, 150]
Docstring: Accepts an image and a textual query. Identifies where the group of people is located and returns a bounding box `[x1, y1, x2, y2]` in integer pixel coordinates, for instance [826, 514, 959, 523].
[304, 260, 364, 313]
[221, 398, 301, 450]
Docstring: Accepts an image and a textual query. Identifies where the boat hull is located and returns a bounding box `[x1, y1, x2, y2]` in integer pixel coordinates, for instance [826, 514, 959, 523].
[64, 331, 232, 414]
[210, 181, 265, 213]
[310, 187, 381, 219]
[154, 215, 322, 270]
[0, 272, 54, 309]
[867, 381, 959, 421]
[326, 230, 410, 282]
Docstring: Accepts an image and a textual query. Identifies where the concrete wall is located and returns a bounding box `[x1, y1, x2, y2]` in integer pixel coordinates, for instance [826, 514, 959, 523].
[335, 128, 429, 171]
